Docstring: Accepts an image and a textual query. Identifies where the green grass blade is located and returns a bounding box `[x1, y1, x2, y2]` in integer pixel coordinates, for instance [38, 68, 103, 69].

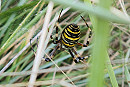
[1, 9, 31, 46]
[125, 65, 130, 86]
[0, 0, 28, 39]
[125, 49, 130, 86]
[106, 53, 119, 87]
[89, 0, 111, 86]
[0, 14, 16, 38]
[0, 1, 41, 56]
[0, 1, 39, 19]
[84, 0, 119, 87]
[49, 0, 130, 24]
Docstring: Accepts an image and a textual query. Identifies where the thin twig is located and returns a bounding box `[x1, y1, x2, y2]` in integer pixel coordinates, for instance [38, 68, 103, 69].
[44, 52, 77, 87]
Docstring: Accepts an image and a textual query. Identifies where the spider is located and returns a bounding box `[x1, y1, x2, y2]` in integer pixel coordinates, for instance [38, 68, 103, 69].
[30, 9, 92, 63]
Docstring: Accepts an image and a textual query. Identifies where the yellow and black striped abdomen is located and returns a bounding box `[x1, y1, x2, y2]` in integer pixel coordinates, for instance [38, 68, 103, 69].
[61, 24, 80, 48]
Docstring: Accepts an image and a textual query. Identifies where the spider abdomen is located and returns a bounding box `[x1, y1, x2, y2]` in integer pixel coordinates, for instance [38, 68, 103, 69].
[61, 24, 80, 48]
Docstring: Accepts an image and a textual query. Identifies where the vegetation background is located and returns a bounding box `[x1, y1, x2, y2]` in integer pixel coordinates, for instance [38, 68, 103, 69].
[0, 0, 129, 87]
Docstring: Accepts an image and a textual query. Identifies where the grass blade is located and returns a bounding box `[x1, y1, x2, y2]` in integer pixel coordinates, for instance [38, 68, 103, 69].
[88, 0, 112, 87]
[106, 53, 119, 87]
[49, 0, 130, 24]
[0, 1, 41, 56]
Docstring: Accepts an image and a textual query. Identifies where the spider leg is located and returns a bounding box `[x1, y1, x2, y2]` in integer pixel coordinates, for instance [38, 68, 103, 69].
[68, 48, 81, 63]
[71, 48, 81, 63]
[77, 16, 92, 47]
[50, 9, 63, 44]
[68, 49, 75, 59]
[68, 48, 80, 63]
[71, 47, 90, 63]
[43, 43, 60, 62]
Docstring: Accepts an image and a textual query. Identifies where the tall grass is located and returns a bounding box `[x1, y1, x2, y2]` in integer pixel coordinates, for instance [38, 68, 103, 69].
[0, 0, 130, 86]
[84, 0, 114, 87]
